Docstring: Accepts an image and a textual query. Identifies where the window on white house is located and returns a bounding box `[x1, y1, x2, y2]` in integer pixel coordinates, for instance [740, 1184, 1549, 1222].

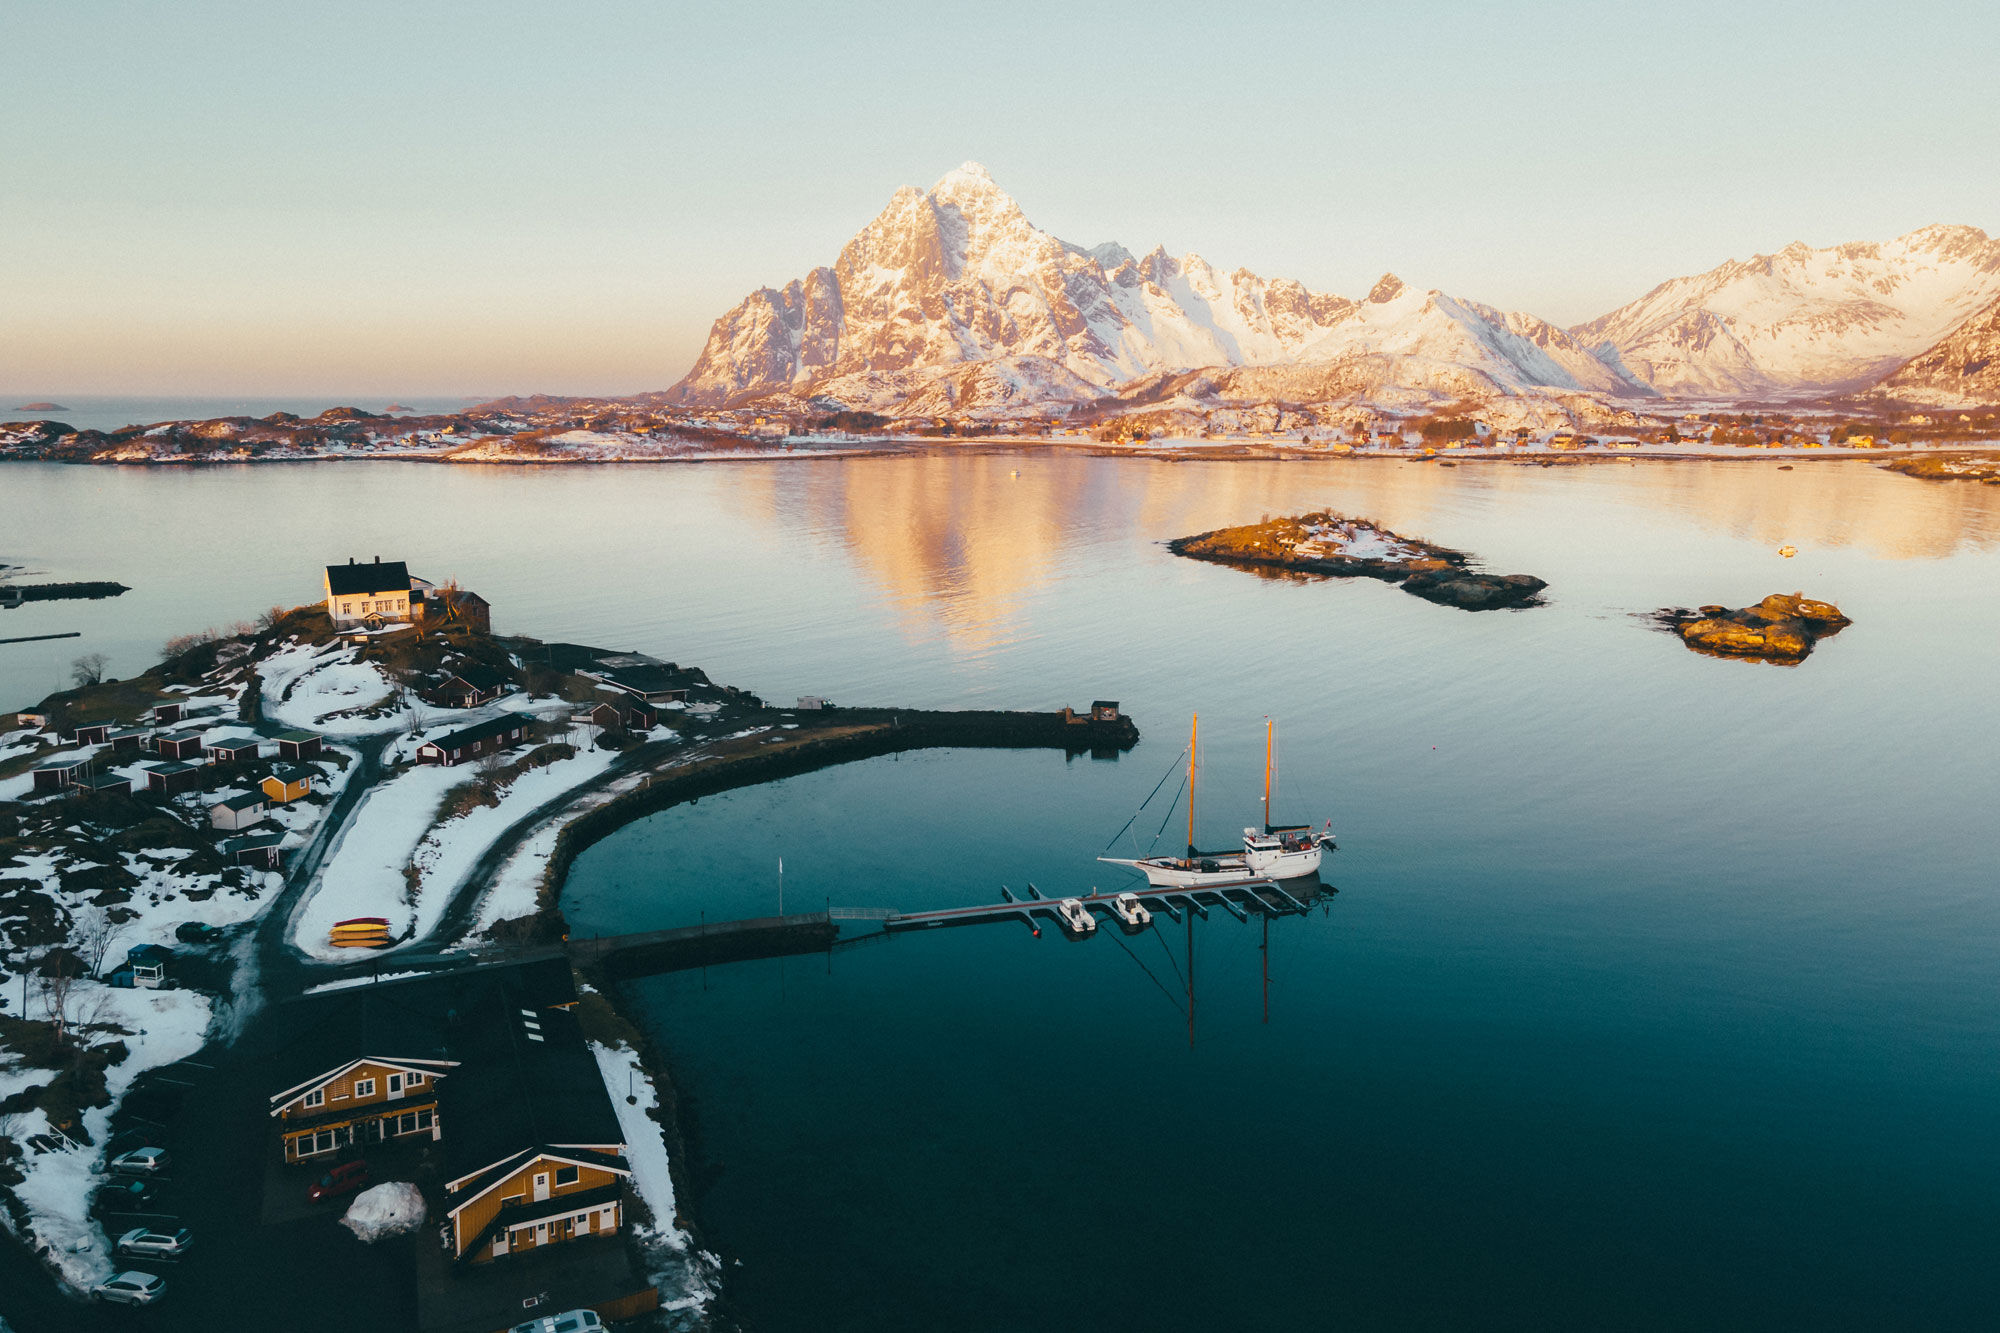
[341, 603, 352, 615]
[304, 1089, 324, 1108]
[353, 1078, 375, 1098]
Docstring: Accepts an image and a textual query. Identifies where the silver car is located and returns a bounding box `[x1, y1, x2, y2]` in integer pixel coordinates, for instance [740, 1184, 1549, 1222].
[510, 1311, 604, 1333]
[116, 1226, 194, 1260]
[108, 1146, 171, 1175]
[94, 1271, 167, 1305]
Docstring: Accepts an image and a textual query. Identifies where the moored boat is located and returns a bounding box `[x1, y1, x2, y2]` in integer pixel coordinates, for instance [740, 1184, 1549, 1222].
[1099, 716, 1334, 887]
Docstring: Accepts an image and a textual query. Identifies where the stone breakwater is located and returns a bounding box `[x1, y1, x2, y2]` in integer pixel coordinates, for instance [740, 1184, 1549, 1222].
[1167, 510, 1547, 611]
[1653, 593, 1851, 662]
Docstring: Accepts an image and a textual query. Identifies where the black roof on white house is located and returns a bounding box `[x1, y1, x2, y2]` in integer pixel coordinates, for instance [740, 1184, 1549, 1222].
[422, 713, 534, 754]
[325, 559, 413, 597]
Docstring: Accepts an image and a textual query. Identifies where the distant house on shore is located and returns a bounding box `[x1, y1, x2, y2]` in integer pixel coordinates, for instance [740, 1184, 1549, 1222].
[31, 754, 93, 794]
[431, 665, 513, 709]
[262, 764, 313, 804]
[416, 713, 533, 767]
[144, 760, 203, 797]
[206, 736, 262, 766]
[154, 731, 206, 760]
[210, 790, 270, 830]
[324, 557, 426, 628]
[223, 829, 287, 870]
[578, 658, 694, 705]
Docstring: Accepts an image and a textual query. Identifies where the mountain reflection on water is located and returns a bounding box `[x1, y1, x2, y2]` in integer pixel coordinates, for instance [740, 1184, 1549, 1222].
[6, 453, 1999, 1328]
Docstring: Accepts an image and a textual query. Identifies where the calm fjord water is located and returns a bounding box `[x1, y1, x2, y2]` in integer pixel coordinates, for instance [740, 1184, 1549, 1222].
[8, 454, 2000, 1329]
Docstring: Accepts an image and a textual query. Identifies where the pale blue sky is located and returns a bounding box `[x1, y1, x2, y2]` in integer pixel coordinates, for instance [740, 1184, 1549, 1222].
[5, 0, 1997, 396]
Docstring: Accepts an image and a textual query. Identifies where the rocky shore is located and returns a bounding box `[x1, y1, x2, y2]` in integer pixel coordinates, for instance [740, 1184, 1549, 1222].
[1653, 592, 1851, 662]
[1168, 510, 1547, 611]
[1880, 453, 2000, 484]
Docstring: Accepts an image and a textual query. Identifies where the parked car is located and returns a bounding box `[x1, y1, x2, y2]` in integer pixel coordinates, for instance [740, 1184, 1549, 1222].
[116, 1226, 194, 1260]
[109, 1146, 172, 1175]
[94, 1271, 166, 1306]
[174, 922, 225, 944]
[92, 1178, 156, 1215]
[510, 1311, 604, 1333]
[308, 1159, 370, 1201]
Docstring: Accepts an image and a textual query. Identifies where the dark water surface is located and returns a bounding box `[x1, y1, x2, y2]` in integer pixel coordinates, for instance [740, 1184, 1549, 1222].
[8, 454, 2000, 1328]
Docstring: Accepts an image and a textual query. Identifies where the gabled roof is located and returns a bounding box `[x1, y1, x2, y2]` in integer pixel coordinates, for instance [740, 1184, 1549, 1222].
[269, 763, 313, 782]
[325, 560, 413, 596]
[268, 1054, 461, 1114]
[144, 760, 199, 776]
[207, 736, 261, 753]
[222, 830, 287, 856]
[213, 791, 268, 812]
[33, 754, 92, 772]
[273, 728, 318, 744]
[445, 1144, 629, 1206]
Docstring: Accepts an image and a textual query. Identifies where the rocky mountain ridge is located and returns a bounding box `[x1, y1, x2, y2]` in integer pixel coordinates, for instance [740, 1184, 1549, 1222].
[667, 165, 2000, 416]
[1871, 292, 2000, 405]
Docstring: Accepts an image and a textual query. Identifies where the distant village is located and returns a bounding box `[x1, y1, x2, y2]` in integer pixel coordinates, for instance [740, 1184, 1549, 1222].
[0, 556, 747, 1330]
[3, 395, 1997, 467]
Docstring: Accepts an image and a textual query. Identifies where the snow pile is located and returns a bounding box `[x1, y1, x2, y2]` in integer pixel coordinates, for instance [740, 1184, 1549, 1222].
[341, 1181, 426, 1242]
[591, 1042, 713, 1316]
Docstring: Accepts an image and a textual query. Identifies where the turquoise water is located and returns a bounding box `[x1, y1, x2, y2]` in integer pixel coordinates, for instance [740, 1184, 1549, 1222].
[7, 454, 2000, 1327]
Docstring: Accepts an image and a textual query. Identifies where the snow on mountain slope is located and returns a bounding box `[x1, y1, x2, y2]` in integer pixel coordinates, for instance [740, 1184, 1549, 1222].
[1573, 225, 2000, 398]
[667, 164, 1622, 415]
[1872, 293, 2000, 405]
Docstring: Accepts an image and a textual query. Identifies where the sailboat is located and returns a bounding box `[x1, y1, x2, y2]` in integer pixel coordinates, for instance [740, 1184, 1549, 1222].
[1099, 716, 1335, 888]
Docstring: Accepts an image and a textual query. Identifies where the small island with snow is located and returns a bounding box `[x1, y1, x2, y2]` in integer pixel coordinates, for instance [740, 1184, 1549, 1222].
[1168, 510, 1548, 611]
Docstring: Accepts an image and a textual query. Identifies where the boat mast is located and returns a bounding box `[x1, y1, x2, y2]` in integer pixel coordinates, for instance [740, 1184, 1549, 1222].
[1186, 713, 1198, 859]
[1264, 718, 1274, 833]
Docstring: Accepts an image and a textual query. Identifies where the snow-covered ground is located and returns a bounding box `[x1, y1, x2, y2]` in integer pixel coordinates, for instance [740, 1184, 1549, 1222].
[294, 736, 630, 958]
[291, 763, 479, 957]
[0, 984, 212, 1291]
[260, 641, 402, 734]
[591, 1041, 715, 1318]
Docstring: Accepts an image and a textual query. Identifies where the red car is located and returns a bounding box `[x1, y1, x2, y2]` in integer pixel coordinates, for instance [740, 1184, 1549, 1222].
[308, 1159, 370, 1202]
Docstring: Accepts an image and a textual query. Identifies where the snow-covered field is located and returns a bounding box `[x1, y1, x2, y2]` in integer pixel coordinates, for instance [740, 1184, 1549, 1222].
[0, 984, 212, 1290]
[260, 641, 403, 734]
[591, 1041, 715, 1317]
[294, 737, 628, 958]
[291, 763, 479, 957]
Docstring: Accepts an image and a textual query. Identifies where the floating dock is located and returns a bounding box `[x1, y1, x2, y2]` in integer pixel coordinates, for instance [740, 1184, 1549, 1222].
[881, 878, 1321, 938]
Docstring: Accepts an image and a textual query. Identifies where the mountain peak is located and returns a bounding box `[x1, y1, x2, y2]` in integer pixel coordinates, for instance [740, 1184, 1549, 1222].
[934, 161, 1000, 193]
[1368, 274, 1407, 304]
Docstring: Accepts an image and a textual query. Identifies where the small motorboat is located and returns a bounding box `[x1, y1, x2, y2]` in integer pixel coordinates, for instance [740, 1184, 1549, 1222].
[1054, 898, 1096, 936]
[1108, 892, 1151, 933]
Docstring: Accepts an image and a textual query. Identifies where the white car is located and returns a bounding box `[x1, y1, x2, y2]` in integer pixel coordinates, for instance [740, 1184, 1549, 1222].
[510, 1311, 604, 1333]
[108, 1146, 171, 1175]
[95, 1271, 167, 1305]
[116, 1225, 194, 1260]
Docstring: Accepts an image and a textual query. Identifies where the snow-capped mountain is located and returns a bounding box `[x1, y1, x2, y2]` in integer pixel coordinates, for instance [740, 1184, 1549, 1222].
[667, 164, 1641, 416]
[1871, 294, 2000, 405]
[1571, 226, 2000, 399]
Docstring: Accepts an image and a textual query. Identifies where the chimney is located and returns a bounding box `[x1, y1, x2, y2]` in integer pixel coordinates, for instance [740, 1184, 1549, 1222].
[373, 555, 380, 563]
[348, 557, 355, 564]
